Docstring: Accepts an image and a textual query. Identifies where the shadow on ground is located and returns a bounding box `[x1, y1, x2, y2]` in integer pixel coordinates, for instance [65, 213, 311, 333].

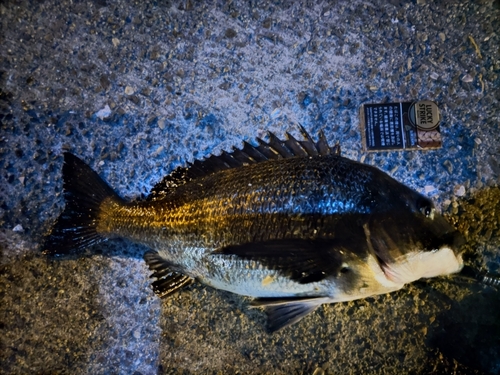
[426, 287, 500, 374]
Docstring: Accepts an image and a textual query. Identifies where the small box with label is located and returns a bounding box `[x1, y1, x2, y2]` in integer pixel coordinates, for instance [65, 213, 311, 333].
[359, 100, 442, 151]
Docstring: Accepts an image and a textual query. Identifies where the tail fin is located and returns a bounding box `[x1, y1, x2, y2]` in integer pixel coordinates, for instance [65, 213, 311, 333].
[43, 152, 123, 256]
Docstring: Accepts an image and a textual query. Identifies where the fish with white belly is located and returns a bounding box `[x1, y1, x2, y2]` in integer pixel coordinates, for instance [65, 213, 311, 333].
[43, 127, 464, 331]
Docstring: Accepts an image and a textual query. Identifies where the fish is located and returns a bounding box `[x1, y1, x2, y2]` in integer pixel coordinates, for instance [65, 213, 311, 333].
[43, 127, 464, 332]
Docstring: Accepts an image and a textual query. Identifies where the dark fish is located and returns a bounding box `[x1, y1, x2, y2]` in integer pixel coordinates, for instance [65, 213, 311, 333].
[43, 127, 464, 331]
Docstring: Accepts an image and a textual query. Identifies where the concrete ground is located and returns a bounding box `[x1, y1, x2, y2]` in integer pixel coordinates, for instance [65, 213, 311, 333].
[1, 0, 499, 374]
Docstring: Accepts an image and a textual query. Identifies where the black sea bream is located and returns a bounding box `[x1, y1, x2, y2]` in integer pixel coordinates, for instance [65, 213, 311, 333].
[43, 128, 464, 331]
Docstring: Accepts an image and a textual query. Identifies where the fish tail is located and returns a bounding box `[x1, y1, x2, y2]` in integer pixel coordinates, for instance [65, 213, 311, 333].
[43, 152, 123, 256]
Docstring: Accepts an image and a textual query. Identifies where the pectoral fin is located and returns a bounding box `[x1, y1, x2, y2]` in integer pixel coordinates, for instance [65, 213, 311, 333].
[144, 251, 194, 298]
[251, 297, 329, 332]
[216, 239, 348, 284]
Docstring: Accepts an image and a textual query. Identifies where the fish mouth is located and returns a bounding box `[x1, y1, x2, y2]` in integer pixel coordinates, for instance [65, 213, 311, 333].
[363, 223, 460, 285]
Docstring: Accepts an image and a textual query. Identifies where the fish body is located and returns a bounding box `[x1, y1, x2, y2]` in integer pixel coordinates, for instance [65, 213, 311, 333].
[44, 128, 464, 331]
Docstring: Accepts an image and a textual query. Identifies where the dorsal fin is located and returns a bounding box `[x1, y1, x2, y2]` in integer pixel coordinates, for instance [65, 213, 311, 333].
[148, 125, 340, 200]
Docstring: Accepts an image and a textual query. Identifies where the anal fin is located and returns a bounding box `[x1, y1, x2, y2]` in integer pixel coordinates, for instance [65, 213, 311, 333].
[251, 297, 328, 332]
[144, 251, 194, 298]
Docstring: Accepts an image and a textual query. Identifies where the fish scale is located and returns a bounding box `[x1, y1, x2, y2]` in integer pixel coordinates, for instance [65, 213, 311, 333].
[43, 129, 464, 331]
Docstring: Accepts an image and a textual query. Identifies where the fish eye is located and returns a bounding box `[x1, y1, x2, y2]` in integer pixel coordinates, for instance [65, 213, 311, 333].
[417, 199, 435, 219]
[340, 266, 350, 274]
[425, 207, 435, 219]
[420, 206, 431, 216]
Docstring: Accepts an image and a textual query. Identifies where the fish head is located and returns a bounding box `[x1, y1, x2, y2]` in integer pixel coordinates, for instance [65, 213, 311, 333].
[364, 211, 464, 285]
[371, 172, 437, 218]
[325, 211, 464, 302]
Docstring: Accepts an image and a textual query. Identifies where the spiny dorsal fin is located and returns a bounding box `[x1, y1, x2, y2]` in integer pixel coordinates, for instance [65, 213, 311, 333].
[148, 125, 340, 200]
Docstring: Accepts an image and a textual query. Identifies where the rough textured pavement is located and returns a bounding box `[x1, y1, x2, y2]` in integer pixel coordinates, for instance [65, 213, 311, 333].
[1, 0, 499, 374]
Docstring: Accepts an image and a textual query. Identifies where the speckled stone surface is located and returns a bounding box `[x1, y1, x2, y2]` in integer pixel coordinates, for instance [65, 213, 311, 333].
[1, 0, 499, 374]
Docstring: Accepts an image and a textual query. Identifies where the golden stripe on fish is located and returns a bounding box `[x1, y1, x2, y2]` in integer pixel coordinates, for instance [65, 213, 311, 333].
[43, 127, 464, 332]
